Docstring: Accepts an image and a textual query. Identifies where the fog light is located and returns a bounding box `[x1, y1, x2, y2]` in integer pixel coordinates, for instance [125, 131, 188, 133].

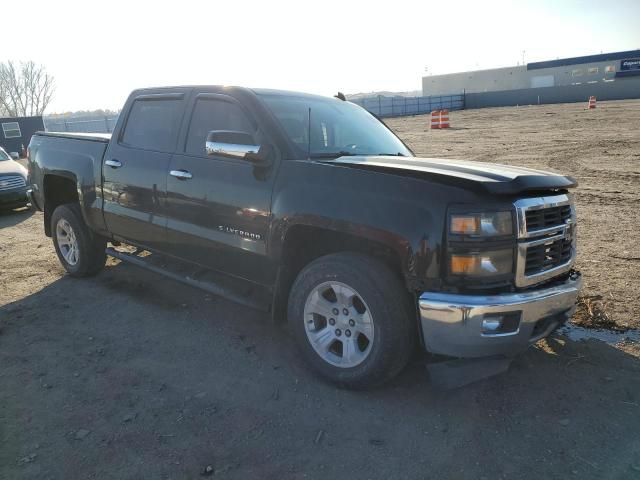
[482, 317, 503, 333]
[481, 312, 521, 335]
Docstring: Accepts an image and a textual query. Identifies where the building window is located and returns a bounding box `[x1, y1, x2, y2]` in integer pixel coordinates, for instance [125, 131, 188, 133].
[605, 65, 615, 73]
[1, 122, 21, 139]
[571, 69, 583, 77]
[588, 67, 599, 75]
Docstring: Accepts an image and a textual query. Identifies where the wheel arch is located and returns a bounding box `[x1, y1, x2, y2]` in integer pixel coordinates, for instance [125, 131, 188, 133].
[42, 173, 81, 237]
[270, 222, 412, 323]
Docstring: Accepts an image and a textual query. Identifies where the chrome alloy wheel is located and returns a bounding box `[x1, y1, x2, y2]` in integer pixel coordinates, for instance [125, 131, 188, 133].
[56, 218, 79, 266]
[303, 281, 375, 368]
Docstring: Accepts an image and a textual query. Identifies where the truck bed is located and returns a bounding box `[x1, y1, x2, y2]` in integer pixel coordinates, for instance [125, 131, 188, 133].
[36, 131, 112, 143]
[28, 131, 112, 229]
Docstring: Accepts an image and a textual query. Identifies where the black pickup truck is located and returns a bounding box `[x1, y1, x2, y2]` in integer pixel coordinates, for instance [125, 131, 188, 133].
[27, 86, 582, 387]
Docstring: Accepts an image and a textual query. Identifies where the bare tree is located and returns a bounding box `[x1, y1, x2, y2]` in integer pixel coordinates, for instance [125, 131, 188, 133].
[0, 61, 54, 117]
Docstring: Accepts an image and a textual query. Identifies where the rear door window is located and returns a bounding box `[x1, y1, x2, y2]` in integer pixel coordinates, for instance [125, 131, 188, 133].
[121, 99, 183, 152]
[185, 98, 254, 156]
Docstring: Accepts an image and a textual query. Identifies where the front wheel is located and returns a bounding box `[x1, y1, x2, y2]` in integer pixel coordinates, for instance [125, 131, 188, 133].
[288, 253, 415, 388]
[51, 204, 106, 277]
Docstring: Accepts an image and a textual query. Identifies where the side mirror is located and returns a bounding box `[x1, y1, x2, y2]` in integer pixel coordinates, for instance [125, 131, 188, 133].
[205, 130, 269, 164]
[9, 152, 19, 160]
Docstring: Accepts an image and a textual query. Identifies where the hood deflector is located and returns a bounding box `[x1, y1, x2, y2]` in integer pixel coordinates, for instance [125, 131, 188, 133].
[321, 156, 577, 195]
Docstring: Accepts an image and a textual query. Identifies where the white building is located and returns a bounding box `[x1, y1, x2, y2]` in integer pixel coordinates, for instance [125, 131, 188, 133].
[422, 49, 640, 96]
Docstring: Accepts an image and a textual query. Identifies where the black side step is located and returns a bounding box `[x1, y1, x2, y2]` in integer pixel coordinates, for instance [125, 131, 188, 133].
[105, 247, 269, 312]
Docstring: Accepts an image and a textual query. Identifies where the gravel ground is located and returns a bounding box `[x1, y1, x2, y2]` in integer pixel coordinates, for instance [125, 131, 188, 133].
[1, 100, 640, 479]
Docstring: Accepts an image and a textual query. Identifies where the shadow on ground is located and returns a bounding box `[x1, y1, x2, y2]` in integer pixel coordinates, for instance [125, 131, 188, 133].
[1, 262, 639, 479]
[0, 206, 34, 229]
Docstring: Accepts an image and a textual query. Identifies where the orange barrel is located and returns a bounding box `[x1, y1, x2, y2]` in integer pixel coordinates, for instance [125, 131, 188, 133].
[430, 110, 441, 129]
[439, 109, 450, 128]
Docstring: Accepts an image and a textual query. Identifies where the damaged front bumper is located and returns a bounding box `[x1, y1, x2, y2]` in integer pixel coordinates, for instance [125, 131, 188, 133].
[418, 272, 582, 359]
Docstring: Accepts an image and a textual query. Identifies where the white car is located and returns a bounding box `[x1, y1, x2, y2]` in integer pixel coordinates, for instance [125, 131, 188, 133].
[0, 146, 29, 210]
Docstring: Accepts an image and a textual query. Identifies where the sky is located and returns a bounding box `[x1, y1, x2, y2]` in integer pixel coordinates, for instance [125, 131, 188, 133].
[2, 0, 639, 113]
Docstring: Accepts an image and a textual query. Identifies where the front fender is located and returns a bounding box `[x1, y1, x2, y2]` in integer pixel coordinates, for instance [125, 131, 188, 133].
[269, 160, 456, 288]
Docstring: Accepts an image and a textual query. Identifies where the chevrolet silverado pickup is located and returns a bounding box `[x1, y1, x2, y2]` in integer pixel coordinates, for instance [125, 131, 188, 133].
[27, 86, 582, 387]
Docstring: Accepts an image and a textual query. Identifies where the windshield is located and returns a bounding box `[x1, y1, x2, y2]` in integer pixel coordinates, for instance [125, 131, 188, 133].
[0, 148, 10, 161]
[259, 94, 412, 158]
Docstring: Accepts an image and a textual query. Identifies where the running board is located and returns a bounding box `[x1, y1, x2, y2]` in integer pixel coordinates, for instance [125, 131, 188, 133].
[105, 247, 269, 312]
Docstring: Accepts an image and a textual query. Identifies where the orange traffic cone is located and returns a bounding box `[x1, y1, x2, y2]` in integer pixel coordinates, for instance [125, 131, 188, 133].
[588, 96, 596, 109]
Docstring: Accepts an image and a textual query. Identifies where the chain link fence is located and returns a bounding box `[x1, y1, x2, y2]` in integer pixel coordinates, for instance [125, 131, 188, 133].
[349, 94, 464, 117]
[44, 116, 119, 133]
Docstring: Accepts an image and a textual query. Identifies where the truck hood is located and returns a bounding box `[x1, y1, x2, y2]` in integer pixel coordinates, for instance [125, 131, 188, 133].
[323, 156, 577, 195]
[0, 159, 27, 178]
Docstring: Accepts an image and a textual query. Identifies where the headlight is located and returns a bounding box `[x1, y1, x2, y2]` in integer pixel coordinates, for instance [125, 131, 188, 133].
[449, 249, 513, 277]
[450, 211, 513, 237]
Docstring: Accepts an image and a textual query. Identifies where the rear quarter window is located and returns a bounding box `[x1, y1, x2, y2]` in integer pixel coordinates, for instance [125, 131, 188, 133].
[121, 99, 183, 152]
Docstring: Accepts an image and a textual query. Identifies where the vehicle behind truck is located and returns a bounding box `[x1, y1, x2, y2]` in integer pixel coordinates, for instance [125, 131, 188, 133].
[0, 146, 29, 210]
[27, 86, 582, 388]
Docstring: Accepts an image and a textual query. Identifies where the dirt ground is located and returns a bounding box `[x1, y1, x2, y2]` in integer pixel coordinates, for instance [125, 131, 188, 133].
[2, 101, 640, 480]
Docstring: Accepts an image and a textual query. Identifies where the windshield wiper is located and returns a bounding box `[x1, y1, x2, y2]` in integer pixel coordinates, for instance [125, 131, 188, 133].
[377, 152, 406, 156]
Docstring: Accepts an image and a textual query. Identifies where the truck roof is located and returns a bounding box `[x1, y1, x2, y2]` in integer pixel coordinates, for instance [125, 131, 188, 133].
[131, 85, 337, 102]
[250, 88, 338, 101]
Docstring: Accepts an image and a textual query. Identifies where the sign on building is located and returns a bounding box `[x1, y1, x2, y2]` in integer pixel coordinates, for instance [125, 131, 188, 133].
[620, 58, 640, 72]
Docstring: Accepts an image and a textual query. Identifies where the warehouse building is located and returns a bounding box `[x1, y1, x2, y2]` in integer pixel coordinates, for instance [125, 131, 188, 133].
[422, 49, 640, 108]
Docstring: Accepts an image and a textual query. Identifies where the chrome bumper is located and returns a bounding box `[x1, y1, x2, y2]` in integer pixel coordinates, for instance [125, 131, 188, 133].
[26, 188, 40, 210]
[418, 274, 582, 358]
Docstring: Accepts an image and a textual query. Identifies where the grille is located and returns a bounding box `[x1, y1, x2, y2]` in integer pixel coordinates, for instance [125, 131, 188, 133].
[525, 236, 572, 275]
[515, 195, 576, 287]
[0, 175, 26, 191]
[525, 205, 572, 233]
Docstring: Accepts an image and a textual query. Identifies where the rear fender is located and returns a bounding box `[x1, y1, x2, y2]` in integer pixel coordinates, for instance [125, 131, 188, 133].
[31, 136, 108, 236]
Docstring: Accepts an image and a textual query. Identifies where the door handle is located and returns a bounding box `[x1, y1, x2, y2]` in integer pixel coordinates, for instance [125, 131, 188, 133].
[105, 159, 122, 168]
[170, 169, 193, 180]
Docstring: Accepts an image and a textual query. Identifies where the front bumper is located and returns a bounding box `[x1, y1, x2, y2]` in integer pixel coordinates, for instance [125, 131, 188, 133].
[0, 186, 29, 209]
[419, 273, 582, 358]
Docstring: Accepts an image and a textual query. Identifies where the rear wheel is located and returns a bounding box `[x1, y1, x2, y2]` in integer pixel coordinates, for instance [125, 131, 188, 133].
[51, 204, 106, 277]
[288, 252, 415, 388]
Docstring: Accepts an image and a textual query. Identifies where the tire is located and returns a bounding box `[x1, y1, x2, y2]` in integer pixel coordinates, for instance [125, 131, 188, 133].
[51, 203, 106, 277]
[288, 252, 415, 388]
